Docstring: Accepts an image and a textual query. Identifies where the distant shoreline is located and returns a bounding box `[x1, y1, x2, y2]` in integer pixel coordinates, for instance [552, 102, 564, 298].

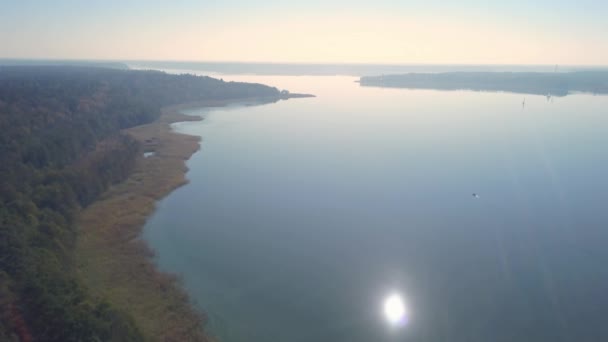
[359, 71, 608, 97]
[76, 96, 301, 341]
[125, 60, 608, 76]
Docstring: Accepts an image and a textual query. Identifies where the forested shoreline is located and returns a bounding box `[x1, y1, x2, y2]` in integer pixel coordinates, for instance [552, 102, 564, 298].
[0, 66, 284, 341]
[359, 71, 608, 96]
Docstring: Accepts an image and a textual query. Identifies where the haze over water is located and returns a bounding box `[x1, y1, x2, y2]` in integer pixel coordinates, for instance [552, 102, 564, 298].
[144, 69, 608, 342]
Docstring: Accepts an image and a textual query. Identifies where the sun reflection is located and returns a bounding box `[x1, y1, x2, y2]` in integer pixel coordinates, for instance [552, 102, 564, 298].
[383, 293, 408, 326]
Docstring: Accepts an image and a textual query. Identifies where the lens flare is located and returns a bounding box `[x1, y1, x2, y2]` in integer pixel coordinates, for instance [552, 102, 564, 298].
[383, 293, 408, 325]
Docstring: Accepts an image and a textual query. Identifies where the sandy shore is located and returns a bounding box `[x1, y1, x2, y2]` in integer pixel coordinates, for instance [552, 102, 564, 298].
[76, 98, 280, 341]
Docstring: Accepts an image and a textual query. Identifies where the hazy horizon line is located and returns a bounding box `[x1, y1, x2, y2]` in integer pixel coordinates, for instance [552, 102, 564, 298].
[2, 57, 608, 68]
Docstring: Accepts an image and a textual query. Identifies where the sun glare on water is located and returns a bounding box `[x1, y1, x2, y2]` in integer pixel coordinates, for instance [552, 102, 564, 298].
[383, 293, 408, 326]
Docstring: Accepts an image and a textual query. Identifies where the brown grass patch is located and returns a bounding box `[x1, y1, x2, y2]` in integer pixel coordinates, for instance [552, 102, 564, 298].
[75, 103, 232, 342]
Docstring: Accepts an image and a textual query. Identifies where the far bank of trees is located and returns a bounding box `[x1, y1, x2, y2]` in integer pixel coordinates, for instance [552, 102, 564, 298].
[359, 71, 608, 96]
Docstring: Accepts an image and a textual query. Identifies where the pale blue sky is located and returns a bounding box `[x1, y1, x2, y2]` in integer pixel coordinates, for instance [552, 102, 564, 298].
[1, 0, 607, 64]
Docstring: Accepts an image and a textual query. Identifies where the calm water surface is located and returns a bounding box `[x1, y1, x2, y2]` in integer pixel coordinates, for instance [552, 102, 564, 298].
[144, 74, 608, 342]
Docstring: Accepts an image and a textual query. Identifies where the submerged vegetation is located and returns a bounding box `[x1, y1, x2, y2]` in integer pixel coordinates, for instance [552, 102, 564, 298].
[359, 71, 608, 96]
[0, 66, 285, 341]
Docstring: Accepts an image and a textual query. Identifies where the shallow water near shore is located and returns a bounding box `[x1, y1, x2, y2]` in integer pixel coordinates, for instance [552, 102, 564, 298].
[144, 74, 608, 342]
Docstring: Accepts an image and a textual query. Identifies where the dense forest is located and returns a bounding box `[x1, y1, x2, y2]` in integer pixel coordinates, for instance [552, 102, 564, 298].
[359, 71, 608, 96]
[0, 66, 283, 341]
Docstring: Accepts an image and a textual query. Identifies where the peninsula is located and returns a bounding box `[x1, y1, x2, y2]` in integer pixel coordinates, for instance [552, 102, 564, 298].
[0, 65, 310, 341]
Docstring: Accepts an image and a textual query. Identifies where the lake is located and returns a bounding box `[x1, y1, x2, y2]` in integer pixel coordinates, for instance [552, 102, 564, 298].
[143, 72, 608, 342]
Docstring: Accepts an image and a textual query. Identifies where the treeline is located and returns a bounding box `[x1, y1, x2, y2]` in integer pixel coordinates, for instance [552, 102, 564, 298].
[0, 66, 283, 341]
[359, 71, 608, 96]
